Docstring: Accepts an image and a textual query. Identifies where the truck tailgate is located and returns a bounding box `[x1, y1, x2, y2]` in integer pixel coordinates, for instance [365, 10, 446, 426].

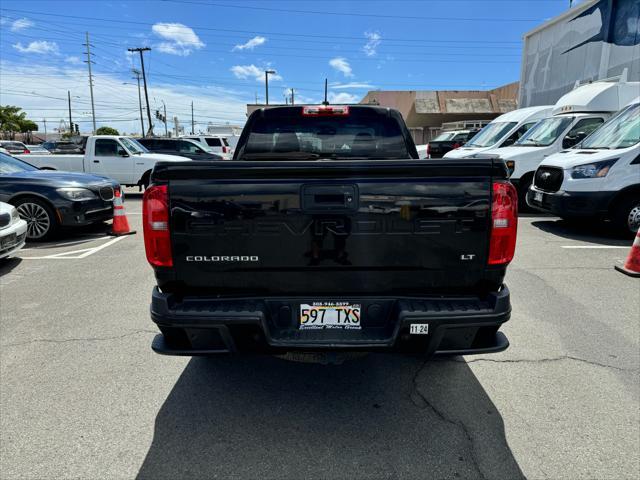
[158, 160, 504, 295]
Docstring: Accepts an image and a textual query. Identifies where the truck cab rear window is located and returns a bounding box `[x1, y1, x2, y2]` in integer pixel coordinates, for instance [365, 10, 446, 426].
[239, 108, 410, 160]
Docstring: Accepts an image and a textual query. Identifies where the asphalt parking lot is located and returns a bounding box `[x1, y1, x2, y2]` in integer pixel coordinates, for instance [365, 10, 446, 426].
[1, 191, 638, 480]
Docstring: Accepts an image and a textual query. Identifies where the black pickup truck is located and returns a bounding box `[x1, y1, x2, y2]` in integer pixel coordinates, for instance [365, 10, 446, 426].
[143, 105, 517, 358]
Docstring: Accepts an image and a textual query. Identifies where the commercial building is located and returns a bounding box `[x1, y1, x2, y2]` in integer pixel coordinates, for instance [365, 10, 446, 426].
[520, 0, 640, 107]
[359, 82, 519, 144]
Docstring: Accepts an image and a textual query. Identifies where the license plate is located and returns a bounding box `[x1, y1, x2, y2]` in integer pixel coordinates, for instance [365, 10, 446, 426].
[534, 191, 543, 203]
[299, 302, 361, 330]
[410, 324, 430, 335]
[1, 233, 17, 248]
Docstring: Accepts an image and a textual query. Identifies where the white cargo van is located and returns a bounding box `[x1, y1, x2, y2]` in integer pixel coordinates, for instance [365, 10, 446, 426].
[527, 98, 640, 235]
[485, 72, 640, 206]
[444, 105, 552, 159]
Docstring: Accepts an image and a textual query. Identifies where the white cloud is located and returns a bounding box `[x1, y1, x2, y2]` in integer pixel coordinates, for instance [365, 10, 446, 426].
[151, 22, 205, 56]
[330, 82, 375, 90]
[230, 64, 282, 82]
[11, 18, 34, 31]
[328, 92, 360, 104]
[363, 31, 381, 57]
[232, 36, 266, 51]
[0, 60, 247, 136]
[65, 56, 82, 65]
[329, 57, 353, 78]
[13, 41, 59, 55]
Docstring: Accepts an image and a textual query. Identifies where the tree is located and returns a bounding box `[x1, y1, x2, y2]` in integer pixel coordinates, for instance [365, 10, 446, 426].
[0, 105, 38, 140]
[96, 126, 119, 135]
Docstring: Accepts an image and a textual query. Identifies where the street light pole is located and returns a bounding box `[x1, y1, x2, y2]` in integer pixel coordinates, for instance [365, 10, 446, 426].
[264, 69, 276, 105]
[67, 91, 73, 135]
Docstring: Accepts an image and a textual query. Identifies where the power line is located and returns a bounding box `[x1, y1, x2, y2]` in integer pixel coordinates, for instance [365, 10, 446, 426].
[0, 8, 524, 44]
[159, 0, 543, 22]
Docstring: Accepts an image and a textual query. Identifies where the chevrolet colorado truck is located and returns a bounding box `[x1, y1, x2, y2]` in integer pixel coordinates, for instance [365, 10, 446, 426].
[143, 105, 517, 357]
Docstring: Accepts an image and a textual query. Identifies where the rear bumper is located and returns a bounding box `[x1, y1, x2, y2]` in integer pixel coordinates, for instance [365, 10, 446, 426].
[150, 286, 511, 357]
[526, 186, 614, 218]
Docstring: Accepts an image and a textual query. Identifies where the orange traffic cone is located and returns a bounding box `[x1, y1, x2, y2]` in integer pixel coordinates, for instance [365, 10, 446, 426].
[615, 228, 640, 278]
[109, 188, 136, 236]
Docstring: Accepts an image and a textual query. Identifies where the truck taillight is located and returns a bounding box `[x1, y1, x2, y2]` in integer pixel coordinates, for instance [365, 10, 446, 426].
[222, 146, 229, 153]
[452, 143, 461, 150]
[143, 184, 173, 267]
[24, 148, 30, 154]
[488, 181, 518, 266]
[426, 143, 430, 158]
[302, 105, 350, 116]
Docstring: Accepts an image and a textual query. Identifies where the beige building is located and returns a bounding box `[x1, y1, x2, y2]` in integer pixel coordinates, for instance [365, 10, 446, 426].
[359, 82, 519, 144]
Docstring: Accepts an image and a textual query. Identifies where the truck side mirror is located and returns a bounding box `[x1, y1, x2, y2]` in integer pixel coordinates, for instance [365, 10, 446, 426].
[118, 148, 129, 157]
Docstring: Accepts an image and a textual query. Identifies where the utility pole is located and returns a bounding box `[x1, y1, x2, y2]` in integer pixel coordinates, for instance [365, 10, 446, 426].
[191, 101, 195, 135]
[43, 119, 47, 141]
[128, 47, 153, 136]
[162, 100, 168, 137]
[67, 91, 73, 135]
[265, 69, 276, 105]
[132, 69, 145, 136]
[83, 32, 97, 133]
[291, 88, 295, 105]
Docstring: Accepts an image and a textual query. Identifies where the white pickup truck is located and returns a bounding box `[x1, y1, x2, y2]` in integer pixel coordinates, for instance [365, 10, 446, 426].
[17, 136, 190, 187]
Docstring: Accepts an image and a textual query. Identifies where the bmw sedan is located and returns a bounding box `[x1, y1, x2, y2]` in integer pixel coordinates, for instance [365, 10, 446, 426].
[0, 152, 119, 240]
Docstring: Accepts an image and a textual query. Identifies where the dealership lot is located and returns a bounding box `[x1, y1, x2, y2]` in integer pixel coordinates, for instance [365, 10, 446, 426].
[0, 193, 638, 480]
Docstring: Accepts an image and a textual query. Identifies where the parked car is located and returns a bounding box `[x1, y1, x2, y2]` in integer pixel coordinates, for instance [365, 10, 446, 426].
[416, 144, 429, 159]
[0, 141, 30, 155]
[182, 135, 232, 159]
[144, 105, 516, 358]
[136, 137, 223, 161]
[444, 106, 553, 159]
[0, 201, 27, 259]
[426, 129, 480, 158]
[17, 135, 191, 188]
[485, 74, 640, 207]
[0, 152, 119, 240]
[528, 97, 640, 235]
[41, 141, 84, 154]
[26, 145, 52, 154]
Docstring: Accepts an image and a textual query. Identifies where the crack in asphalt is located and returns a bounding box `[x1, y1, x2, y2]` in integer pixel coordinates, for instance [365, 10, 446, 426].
[409, 360, 488, 480]
[447, 355, 637, 372]
[0, 329, 157, 348]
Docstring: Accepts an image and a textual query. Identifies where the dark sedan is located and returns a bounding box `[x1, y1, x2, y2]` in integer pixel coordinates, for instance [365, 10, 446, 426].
[136, 137, 223, 161]
[0, 152, 119, 240]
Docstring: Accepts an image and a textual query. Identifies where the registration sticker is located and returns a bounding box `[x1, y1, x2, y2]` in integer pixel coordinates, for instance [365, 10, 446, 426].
[410, 324, 429, 335]
[299, 302, 361, 330]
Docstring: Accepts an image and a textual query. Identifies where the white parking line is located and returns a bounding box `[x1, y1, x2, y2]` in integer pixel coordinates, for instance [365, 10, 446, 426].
[561, 245, 629, 249]
[21, 236, 112, 250]
[20, 236, 127, 260]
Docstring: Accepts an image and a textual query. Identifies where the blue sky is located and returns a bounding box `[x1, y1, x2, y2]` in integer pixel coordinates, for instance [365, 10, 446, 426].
[0, 0, 574, 134]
